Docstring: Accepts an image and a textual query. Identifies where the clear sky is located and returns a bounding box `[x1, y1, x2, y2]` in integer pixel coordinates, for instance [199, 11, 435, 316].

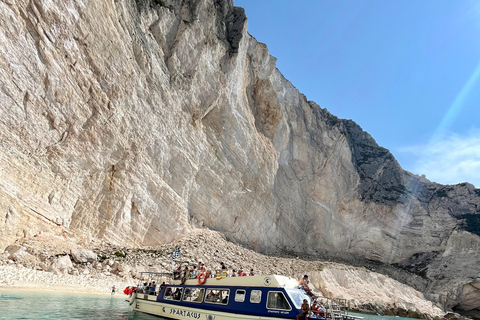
[234, 0, 480, 188]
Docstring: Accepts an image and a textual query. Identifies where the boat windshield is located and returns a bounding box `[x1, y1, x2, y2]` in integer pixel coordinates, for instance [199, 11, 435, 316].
[285, 289, 311, 309]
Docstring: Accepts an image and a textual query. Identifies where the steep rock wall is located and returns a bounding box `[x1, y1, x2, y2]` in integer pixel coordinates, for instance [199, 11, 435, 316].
[0, 0, 479, 312]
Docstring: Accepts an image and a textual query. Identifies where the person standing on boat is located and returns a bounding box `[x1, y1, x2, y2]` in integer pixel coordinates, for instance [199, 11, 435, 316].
[191, 266, 198, 278]
[197, 261, 204, 273]
[297, 299, 310, 320]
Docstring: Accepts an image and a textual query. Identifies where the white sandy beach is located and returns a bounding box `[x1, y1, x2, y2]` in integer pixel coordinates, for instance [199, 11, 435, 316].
[0, 264, 135, 297]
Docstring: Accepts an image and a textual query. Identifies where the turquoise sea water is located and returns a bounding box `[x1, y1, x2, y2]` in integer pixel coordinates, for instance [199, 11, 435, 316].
[0, 289, 159, 320]
[0, 289, 418, 320]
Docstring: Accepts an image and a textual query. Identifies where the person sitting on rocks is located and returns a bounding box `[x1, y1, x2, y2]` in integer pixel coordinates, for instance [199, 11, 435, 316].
[297, 299, 310, 320]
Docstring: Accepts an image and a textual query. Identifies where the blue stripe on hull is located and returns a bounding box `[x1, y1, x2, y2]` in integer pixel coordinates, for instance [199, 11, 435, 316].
[135, 284, 305, 319]
[134, 299, 299, 320]
[155, 285, 298, 318]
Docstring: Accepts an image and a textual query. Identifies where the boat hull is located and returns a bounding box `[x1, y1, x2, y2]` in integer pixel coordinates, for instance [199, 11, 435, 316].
[132, 298, 299, 320]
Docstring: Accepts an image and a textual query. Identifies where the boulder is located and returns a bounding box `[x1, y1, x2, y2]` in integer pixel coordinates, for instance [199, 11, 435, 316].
[49, 255, 73, 271]
[70, 249, 97, 264]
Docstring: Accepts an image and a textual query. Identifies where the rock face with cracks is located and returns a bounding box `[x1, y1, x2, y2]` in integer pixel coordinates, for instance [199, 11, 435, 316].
[0, 0, 479, 315]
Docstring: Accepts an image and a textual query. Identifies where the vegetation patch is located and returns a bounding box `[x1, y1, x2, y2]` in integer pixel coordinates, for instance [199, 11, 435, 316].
[114, 251, 126, 257]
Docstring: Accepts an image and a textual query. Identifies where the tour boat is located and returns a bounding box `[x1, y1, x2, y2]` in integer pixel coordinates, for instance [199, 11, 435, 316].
[127, 271, 324, 320]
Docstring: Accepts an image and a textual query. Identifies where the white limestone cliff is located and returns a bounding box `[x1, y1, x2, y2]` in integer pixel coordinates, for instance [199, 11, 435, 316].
[0, 0, 478, 315]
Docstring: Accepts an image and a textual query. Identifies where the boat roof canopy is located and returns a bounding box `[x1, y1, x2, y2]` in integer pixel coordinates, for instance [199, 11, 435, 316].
[139, 271, 173, 277]
[171, 274, 299, 288]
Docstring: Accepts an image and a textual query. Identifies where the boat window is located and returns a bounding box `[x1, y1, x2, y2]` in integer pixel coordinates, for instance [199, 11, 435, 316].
[285, 289, 311, 309]
[235, 289, 246, 302]
[204, 289, 230, 304]
[164, 287, 183, 301]
[250, 290, 262, 304]
[267, 291, 292, 311]
[183, 287, 205, 303]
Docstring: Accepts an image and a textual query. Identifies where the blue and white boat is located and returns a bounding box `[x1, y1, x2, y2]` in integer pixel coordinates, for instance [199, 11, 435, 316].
[128, 272, 326, 319]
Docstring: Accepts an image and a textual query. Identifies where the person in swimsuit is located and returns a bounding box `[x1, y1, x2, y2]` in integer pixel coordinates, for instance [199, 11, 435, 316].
[297, 299, 310, 320]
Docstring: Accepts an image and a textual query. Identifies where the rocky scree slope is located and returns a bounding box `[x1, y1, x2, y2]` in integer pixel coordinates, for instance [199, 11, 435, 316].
[1, 229, 445, 319]
[0, 0, 479, 315]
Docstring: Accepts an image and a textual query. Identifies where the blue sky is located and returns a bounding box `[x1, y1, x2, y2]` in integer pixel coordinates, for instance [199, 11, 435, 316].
[234, 0, 480, 188]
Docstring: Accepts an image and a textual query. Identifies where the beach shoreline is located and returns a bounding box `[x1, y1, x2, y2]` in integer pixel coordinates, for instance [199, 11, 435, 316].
[0, 285, 128, 297]
[0, 264, 135, 298]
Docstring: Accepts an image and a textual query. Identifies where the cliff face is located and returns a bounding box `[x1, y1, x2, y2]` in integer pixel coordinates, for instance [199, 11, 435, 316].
[0, 0, 479, 313]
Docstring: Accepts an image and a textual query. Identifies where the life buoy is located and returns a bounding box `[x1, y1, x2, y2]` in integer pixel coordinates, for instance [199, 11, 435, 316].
[198, 272, 207, 285]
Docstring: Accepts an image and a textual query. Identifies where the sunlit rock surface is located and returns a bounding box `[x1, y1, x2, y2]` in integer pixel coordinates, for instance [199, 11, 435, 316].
[0, 0, 479, 313]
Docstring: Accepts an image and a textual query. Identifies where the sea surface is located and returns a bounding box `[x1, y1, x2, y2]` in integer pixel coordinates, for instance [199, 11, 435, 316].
[0, 289, 421, 320]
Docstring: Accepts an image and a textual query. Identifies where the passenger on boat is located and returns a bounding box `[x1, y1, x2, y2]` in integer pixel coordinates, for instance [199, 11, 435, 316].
[249, 268, 255, 276]
[148, 281, 156, 295]
[222, 295, 229, 303]
[317, 306, 326, 317]
[298, 275, 314, 297]
[231, 269, 237, 277]
[181, 266, 190, 284]
[174, 266, 182, 279]
[298, 275, 309, 287]
[206, 291, 215, 301]
[296, 299, 310, 320]
[191, 266, 198, 278]
[159, 281, 166, 291]
[206, 269, 213, 278]
[311, 301, 320, 315]
[220, 262, 227, 270]
[237, 268, 247, 276]
[174, 288, 182, 300]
